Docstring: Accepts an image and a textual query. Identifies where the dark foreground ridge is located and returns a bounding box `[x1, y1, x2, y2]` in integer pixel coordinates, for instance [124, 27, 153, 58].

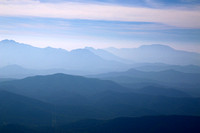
[0, 115, 200, 133]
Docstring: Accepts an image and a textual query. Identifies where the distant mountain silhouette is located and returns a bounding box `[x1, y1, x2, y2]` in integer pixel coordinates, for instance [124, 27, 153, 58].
[132, 63, 200, 73]
[1, 63, 200, 79]
[0, 78, 14, 82]
[0, 65, 36, 78]
[0, 73, 128, 105]
[105, 44, 200, 65]
[85, 47, 130, 63]
[0, 64, 96, 78]
[0, 40, 127, 74]
[133, 86, 190, 97]
[1, 39, 200, 74]
[1, 73, 200, 120]
[91, 69, 200, 96]
[92, 68, 200, 85]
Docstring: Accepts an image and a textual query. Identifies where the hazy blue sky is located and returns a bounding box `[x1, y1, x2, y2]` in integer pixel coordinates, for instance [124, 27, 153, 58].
[0, 0, 200, 52]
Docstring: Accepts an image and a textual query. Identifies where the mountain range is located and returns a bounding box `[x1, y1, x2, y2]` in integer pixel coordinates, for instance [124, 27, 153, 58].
[1, 39, 200, 132]
[1, 63, 200, 79]
[1, 73, 200, 124]
[105, 44, 200, 65]
[0, 40, 127, 74]
[90, 68, 200, 96]
[1, 39, 200, 76]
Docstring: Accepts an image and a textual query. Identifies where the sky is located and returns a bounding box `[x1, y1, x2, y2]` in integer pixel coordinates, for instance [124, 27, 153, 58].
[0, 0, 200, 52]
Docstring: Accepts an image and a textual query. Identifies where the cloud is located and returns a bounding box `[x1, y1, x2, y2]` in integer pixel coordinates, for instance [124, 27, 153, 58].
[0, 0, 200, 28]
[0, 0, 39, 4]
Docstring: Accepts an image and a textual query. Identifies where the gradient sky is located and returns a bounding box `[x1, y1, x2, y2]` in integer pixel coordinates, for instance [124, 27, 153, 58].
[0, 0, 200, 52]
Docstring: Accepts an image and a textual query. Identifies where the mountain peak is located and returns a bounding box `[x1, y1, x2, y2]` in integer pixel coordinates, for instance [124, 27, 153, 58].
[71, 48, 94, 55]
[0, 39, 34, 48]
[85, 47, 95, 50]
[0, 39, 18, 44]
